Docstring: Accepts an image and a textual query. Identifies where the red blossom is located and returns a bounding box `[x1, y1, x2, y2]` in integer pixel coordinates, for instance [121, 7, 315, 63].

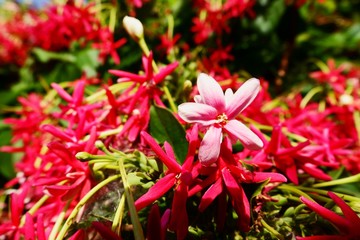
[135, 126, 198, 239]
[298, 192, 360, 240]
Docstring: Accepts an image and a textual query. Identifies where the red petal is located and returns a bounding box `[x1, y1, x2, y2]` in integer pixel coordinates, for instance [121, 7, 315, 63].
[141, 131, 181, 173]
[300, 196, 350, 232]
[222, 168, 250, 232]
[135, 173, 176, 211]
[199, 177, 223, 212]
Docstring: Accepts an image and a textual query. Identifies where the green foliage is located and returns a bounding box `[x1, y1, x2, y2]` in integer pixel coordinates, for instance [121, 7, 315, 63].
[149, 105, 189, 163]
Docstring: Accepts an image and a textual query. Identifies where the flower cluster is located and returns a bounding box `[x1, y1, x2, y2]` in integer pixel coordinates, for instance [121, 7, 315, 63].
[1, 0, 360, 239]
[0, 1, 125, 67]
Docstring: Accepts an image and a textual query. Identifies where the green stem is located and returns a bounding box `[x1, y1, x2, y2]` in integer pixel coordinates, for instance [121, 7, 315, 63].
[138, 37, 177, 113]
[313, 173, 360, 188]
[85, 82, 131, 104]
[300, 86, 323, 109]
[353, 111, 360, 145]
[118, 158, 145, 240]
[163, 85, 177, 113]
[296, 186, 360, 202]
[278, 185, 314, 201]
[20, 195, 50, 227]
[55, 174, 121, 240]
[108, 4, 117, 32]
[99, 126, 124, 139]
[112, 194, 126, 234]
[261, 219, 284, 240]
[49, 199, 72, 240]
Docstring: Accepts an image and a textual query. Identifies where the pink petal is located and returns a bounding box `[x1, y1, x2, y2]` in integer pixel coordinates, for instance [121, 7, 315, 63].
[178, 102, 217, 126]
[224, 88, 234, 106]
[252, 172, 287, 183]
[164, 142, 176, 161]
[72, 80, 86, 106]
[154, 62, 179, 84]
[108, 69, 146, 83]
[144, 52, 153, 80]
[36, 214, 46, 240]
[24, 213, 35, 240]
[225, 78, 260, 119]
[199, 126, 222, 166]
[302, 163, 332, 181]
[51, 83, 73, 103]
[223, 120, 263, 150]
[197, 73, 225, 112]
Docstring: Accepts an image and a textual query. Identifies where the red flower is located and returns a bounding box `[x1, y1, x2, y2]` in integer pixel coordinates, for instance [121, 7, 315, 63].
[189, 137, 287, 232]
[298, 191, 360, 240]
[108, 52, 178, 141]
[135, 126, 198, 239]
[251, 124, 334, 184]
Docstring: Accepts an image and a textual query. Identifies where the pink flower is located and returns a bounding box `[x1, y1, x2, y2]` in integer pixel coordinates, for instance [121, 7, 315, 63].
[178, 73, 263, 165]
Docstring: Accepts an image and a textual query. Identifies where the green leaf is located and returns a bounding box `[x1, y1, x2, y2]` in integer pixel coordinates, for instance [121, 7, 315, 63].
[74, 48, 100, 77]
[149, 105, 188, 164]
[32, 48, 76, 63]
[0, 123, 15, 180]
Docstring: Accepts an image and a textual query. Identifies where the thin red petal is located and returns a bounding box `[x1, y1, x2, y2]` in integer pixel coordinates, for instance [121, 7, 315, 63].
[300, 196, 350, 232]
[141, 131, 181, 173]
[328, 192, 360, 228]
[135, 173, 176, 211]
[199, 177, 223, 212]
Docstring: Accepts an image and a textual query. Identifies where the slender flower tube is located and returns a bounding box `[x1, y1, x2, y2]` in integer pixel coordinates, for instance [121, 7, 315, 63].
[178, 73, 263, 165]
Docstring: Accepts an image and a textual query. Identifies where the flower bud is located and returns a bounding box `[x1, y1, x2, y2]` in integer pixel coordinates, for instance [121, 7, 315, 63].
[76, 152, 93, 161]
[339, 94, 354, 106]
[123, 16, 144, 42]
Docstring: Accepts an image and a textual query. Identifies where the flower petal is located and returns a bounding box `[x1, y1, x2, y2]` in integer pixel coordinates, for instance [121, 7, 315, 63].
[300, 196, 350, 233]
[141, 131, 181, 173]
[328, 192, 360, 228]
[135, 173, 176, 211]
[222, 168, 250, 232]
[199, 126, 222, 165]
[178, 102, 217, 126]
[224, 88, 234, 106]
[223, 120, 263, 150]
[225, 78, 260, 119]
[252, 172, 287, 183]
[197, 73, 225, 112]
[199, 177, 223, 212]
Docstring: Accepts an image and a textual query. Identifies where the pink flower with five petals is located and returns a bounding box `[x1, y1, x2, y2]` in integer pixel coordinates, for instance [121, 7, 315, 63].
[178, 73, 263, 165]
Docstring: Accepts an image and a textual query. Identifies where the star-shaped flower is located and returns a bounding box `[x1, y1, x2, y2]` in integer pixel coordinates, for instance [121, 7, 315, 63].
[178, 73, 263, 165]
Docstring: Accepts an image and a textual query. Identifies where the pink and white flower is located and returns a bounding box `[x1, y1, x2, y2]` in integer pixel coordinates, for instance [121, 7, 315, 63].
[178, 73, 263, 165]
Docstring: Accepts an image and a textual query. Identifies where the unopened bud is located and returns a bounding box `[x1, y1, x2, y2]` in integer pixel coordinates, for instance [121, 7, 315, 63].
[123, 16, 144, 42]
[76, 152, 93, 161]
[95, 140, 106, 150]
[339, 94, 354, 106]
[183, 80, 192, 91]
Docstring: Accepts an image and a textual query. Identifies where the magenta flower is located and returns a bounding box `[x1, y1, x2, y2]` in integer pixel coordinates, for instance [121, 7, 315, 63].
[178, 73, 263, 165]
[298, 191, 360, 240]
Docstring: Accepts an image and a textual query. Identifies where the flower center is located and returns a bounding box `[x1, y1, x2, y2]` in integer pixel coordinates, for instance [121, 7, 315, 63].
[216, 113, 228, 126]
